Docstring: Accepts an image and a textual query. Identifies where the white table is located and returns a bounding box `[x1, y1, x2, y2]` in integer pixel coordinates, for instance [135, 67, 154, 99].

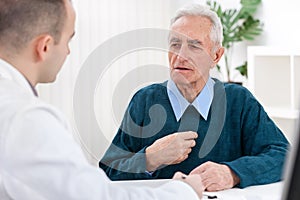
[202, 182, 282, 200]
[113, 179, 283, 200]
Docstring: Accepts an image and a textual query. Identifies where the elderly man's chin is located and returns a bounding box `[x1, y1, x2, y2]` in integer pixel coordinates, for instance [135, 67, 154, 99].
[171, 73, 193, 86]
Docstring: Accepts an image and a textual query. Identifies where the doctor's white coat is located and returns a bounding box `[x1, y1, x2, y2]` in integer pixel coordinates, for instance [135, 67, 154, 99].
[0, 59, 199, 200]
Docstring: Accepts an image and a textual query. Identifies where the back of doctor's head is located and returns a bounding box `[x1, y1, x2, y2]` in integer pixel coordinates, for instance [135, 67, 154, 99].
[0, 0, 67, 54]
[170, 3, 223, 51]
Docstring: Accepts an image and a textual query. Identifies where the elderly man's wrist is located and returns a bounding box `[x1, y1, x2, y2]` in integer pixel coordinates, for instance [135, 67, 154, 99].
[145, 147, 160, 171]
[230, 170, 240, 186]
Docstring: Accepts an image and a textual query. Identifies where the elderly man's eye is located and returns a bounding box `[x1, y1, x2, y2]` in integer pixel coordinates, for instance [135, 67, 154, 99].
[190, 44, 202, 50]
[170, 43, 181, 48]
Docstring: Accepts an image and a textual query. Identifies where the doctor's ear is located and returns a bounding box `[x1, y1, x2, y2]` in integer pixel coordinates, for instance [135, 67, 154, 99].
[34, 35, 54, 62]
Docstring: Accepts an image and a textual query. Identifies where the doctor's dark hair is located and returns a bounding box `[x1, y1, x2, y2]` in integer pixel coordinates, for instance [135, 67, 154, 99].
[0, 0, 67, 52]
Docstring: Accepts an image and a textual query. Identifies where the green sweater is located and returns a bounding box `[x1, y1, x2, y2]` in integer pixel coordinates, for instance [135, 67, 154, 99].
[99, 79, 289, 188]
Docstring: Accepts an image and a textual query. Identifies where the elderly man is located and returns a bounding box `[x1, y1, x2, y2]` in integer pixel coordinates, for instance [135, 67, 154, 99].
[100, 3, 289, 191]
[0, 0, 203, 199]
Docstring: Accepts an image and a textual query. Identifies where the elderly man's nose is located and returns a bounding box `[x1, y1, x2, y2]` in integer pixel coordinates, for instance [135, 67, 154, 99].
[176, 50, 188, 61]
[175, 45, 187, 57]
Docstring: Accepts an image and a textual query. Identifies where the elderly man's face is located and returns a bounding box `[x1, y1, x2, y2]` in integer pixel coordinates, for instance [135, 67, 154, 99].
[168, 15, 216, 88]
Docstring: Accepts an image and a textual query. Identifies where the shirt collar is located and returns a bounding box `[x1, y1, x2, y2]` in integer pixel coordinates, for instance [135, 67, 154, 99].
[167, 77, 215, 121]
[0, 59, 38, 97]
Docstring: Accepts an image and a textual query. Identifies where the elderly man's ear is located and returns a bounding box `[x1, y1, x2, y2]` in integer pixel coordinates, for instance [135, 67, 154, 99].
[213, 47, 224, 64]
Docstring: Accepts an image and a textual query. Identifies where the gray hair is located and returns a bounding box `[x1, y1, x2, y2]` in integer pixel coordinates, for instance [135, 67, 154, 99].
[170, 3, 223, 51]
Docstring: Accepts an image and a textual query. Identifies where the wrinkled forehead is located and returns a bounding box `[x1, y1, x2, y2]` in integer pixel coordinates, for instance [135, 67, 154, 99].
[168, 31, 196, 42]
[168, 30, 206, 48]
[169, 15, 212, 42]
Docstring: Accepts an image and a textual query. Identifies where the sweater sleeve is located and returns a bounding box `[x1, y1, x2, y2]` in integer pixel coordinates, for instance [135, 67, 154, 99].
[223, 90, 289, 188]
[99, 134, 152, 180]
[99, 89, 156, 180]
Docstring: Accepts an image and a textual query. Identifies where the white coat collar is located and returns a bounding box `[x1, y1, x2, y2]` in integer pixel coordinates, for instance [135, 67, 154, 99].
[0, 59, 36, 97]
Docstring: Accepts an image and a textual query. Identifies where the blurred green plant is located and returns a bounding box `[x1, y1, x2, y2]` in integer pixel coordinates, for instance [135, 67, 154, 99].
[207, 0, 263, 82]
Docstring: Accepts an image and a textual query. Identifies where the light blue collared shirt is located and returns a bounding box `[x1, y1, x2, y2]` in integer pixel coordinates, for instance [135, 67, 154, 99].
[167, 77, 215, 121]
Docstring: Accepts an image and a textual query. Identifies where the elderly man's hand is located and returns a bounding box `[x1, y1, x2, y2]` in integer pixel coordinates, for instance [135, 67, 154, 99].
[173, 171, 203, 199]
[145, 131, 198, 171]
[189, 161, 240, 191]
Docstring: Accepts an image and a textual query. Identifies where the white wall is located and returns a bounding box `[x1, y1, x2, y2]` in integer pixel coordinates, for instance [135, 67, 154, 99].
[37, 0, 300, 165]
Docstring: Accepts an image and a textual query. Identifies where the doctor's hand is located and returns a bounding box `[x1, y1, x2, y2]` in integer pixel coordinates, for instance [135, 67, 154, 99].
[190, 161, 240, 191]
[145, 131, 198, 171]
[173, 171, 203, 199]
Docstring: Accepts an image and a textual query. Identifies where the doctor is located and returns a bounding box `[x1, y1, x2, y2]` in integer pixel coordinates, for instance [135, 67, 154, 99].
[0, 0, 203, 199]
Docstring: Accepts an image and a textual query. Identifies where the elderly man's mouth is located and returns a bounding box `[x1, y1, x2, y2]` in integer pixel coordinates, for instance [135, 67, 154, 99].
[174, 66, 192, 71]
